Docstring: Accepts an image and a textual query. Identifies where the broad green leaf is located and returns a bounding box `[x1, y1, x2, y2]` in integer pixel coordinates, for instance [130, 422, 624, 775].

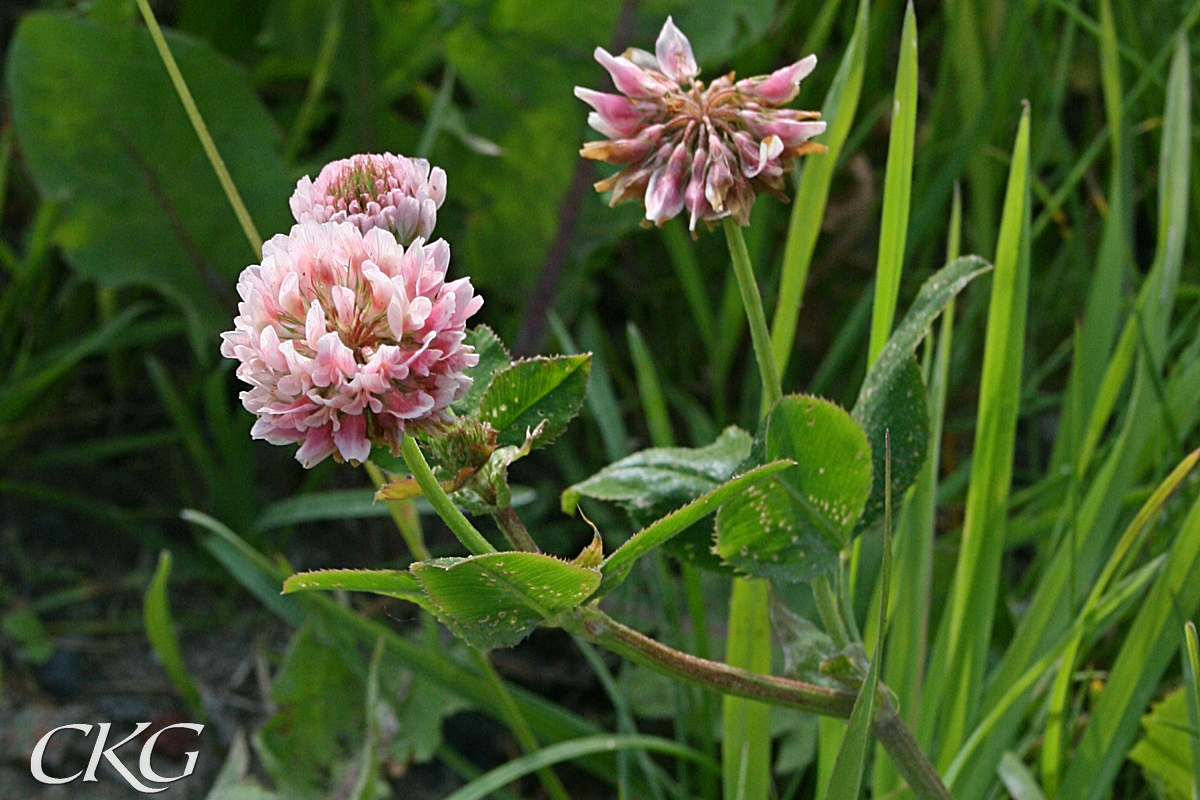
[851, 356, 926, 531]
[477, 354, 591, 448]
[1129, 687, 1197, 800]
[453, 325, 512, 416]
[412, 551, 600, 650]
[283, 568, 429, 608]
[257, 621, 367, 799]
[562, 426, 753, 524]
[596, 460, 793, 595]
[852, 254, 991, 529]
[867, 0, 918, 363]
[5, 13, 291, 339]
[770, 0, 870, 375]
[562, 425, 754, 573]
[715, 396, 872, 582]
[143, 550, 203, 720]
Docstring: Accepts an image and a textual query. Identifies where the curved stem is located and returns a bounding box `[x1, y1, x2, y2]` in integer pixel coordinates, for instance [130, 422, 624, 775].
[570, 605, 956, 800]
[400, 435, 495, 556]
[723, 218, 782, 408]
[572, 606, 855, 717]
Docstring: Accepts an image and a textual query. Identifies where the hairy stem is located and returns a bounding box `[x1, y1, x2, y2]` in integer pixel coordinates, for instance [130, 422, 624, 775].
[570, 605, 956, 800]
[493, 505, 540, 553]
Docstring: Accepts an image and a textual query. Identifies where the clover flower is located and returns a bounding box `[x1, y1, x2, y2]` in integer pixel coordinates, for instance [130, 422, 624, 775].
[576, 17, 826, 231]
[290, 153, 447, 246]
[221, 221, 482, 468]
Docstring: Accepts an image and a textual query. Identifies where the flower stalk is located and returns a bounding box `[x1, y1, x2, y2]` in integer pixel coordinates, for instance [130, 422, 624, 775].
[723, 217, 782, 409]
[400, 435, 495, 556]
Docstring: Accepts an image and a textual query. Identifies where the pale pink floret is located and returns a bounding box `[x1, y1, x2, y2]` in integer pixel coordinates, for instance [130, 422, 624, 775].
[221, 221, 482, 468]
[290, 153, 448, 247]
[577, 17, 826, 231]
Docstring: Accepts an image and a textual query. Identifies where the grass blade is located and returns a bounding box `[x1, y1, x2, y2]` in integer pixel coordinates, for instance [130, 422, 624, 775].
[1058, 489, 1200, 800]
[143, 550, 204, 721]
[1185, 622, 1200, 800]
[770, 0, 870, 375]
[627, 322, 675, 448]
[444, 735, 715, 800]
[133, 0, 261, 253]
[875, 184, 961, 795]
[867, 1, 918, 363]
[723, 578, 773, 800]
[924, 103, 1031, 770]
[1042, 448, 1200, 794]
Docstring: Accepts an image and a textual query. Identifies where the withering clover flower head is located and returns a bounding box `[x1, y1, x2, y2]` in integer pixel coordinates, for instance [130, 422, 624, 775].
[290, 152, 448, 246]
[220, 221, 482, 468]
[576, 17, 826, 231]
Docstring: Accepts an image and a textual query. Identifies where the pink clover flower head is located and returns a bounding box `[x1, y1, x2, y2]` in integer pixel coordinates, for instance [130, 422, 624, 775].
[576, 17, 826, 231]
[220, 221, 483, 468]
[290, 152, 448, 246]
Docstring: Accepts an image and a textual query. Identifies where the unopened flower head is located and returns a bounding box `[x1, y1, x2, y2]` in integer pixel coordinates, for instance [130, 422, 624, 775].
[290, 153, 447, 246]
[221, 221, 482, 468]
[576, 17, 826, 231]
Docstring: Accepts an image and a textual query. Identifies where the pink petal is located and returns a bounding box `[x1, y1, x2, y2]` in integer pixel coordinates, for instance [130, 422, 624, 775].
[333, 413, 371, 464]
[594, 47, 667, 99]
[655, 17, 698, 83]
[736, 56, 817, 105]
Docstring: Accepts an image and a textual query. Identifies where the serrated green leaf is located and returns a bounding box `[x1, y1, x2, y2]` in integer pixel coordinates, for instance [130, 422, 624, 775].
[453, 324, 512, 416]
[477, 354, 591, 448]
[282, 568, 430, 609]
[852, 255, 990, 529]
[715, 396, 872, 582]
[596, 459, 793, 595]
[1129, 688, 1196, 800]
[412, 551, 600, 650]
[561, 426, 753, 524]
